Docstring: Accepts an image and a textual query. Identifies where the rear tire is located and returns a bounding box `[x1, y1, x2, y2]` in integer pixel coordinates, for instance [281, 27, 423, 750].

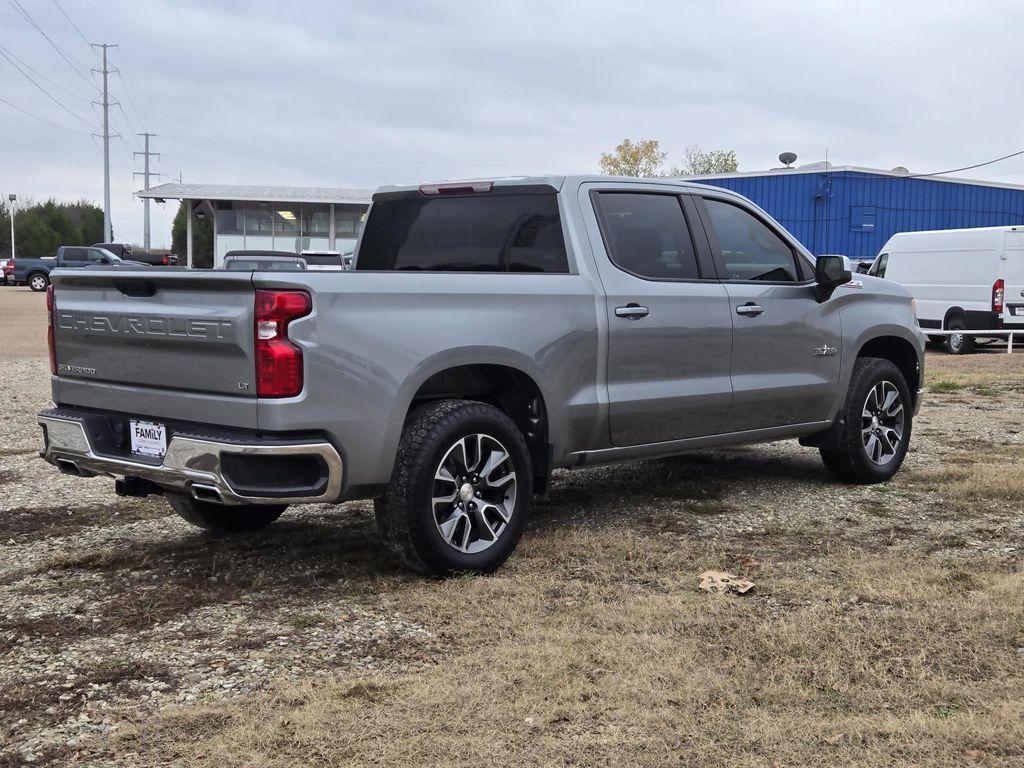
[166, 493, 287, 533]
[945, 317, 973, 355]
[819, 357, 913, 484]
[27, 272, 49, 292]
[375, 399, 532, 577]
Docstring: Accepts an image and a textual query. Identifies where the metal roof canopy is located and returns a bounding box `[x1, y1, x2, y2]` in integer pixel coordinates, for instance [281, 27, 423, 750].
[137, 182, 374, 205]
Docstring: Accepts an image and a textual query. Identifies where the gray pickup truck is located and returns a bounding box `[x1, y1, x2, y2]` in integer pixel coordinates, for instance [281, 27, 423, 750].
[38, 176, 925, 575]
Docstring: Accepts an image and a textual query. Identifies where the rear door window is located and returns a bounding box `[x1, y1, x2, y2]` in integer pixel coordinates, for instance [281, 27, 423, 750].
[62, 248, 87, 264]
[357, 192, 568, 273]
[703, 198, 801, 282]
[594, 193, 701, 280]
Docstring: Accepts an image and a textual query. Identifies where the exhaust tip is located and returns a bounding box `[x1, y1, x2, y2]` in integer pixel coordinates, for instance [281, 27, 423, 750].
[56, 458, 80, 476]
[190, 483, 224, 504]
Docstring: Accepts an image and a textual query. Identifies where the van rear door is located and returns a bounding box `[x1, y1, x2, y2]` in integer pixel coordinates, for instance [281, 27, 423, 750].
[1003, 230, 1024, 323]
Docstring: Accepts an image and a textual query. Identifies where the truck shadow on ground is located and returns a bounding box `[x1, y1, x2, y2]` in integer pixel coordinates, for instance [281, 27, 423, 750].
[5, 447, 834, 649]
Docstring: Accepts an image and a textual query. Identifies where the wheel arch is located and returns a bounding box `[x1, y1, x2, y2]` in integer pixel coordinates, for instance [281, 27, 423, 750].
[942, 306, 967, 329]
[382, 351, 556, 492]
[855, 334, 921, 399]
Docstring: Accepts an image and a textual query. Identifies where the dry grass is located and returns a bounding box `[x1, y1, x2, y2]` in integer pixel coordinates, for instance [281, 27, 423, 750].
[926, 350, 1024, 391]
[909, 442, 1024, 508]
[113, 531, 1024, 768]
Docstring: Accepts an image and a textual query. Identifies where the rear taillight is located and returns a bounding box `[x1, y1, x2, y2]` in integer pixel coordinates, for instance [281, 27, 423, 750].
[993, 278, 1005, 314]
[46, 284, 57, 375]
[254, 289, 311, 398]
[161, 254, 169, 265]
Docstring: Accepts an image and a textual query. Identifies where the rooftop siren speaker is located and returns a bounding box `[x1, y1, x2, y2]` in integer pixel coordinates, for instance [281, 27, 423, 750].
[779, 152, 797, 168]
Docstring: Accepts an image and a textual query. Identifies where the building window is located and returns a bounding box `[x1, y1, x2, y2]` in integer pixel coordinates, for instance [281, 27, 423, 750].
[244, 206, 273, 234]
[851, 205, 876, 232]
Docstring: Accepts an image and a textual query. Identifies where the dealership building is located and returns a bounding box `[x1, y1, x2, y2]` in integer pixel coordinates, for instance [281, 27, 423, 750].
[138, 183, 373, 268]
[690, 162, 1024, 259]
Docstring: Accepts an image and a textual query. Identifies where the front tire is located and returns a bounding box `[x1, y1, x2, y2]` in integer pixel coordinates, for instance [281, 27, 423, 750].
[945, 317, 973, 355]
[27, 272, 49, 292]
[375, 399, 533, 577]
[819, 357, 913, 484]
[166, 493, 287, 533]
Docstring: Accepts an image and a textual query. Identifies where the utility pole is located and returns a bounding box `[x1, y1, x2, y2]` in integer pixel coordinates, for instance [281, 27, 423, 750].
[7, 194, 15, 260]
[133, 133, 160, 249]
[91, 43, 117, 243]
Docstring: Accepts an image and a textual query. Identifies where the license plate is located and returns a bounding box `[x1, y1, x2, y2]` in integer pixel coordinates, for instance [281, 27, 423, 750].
[1013, 307, 1024, 317]
[130, 420, 167, 458]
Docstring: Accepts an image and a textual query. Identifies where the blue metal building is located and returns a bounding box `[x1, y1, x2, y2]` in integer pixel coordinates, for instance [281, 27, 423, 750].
[690, 163, 1024, 259]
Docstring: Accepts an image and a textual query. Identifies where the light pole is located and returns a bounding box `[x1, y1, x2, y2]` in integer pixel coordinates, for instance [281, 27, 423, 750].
[7, 193, 15, 261]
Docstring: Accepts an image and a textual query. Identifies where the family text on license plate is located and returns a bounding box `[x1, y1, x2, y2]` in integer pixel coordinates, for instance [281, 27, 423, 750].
[130, 420, 166, 458]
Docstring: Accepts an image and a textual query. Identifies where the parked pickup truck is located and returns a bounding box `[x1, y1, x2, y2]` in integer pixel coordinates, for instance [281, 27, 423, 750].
[38, 176, 925, 575]
[15, 246, 149, 292]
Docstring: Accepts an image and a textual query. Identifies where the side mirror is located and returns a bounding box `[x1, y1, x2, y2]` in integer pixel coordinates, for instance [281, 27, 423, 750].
[814, 255, 852, 302]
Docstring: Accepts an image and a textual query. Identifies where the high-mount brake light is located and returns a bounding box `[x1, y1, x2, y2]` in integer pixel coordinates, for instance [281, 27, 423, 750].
[418, 181, 494, 196]
[46, 284, 57, 375]
[254, 289, 311, 398]
[992, 278, 1005, 314]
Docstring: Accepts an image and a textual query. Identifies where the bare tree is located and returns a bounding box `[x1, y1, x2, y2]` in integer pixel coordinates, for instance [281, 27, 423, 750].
[671, 145, 739, 175]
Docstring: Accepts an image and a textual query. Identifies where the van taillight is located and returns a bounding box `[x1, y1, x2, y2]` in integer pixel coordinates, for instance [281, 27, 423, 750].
[992, 279, 1005, 314]
[254, 289, 311, 398]
[46, 285, 57, 375]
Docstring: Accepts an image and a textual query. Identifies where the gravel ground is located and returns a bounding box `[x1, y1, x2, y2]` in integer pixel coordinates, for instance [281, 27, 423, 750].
[2, 344, 1023, 764]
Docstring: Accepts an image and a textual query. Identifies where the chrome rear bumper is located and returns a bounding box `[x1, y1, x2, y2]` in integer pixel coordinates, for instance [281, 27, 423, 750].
[38, 411, 343, 506]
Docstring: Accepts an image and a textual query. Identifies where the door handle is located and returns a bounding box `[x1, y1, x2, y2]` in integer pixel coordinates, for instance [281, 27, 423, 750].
[735, 302, 764, 317]
[615, 303, 650, 320]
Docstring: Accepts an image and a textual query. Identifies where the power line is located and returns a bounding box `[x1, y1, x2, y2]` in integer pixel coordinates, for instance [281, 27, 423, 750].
[51, 0, 90, 45]
[908, 149, 1024, 179]
[0, 93, 85, 132]
[0, 44, 93, 127]
[5, 0, 96, 89]
[114, 67, 147, 132]
[0, 42, 89, 103]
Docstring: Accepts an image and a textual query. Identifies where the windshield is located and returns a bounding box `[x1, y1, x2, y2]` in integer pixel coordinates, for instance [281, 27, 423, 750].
[97, 248, 122, 263]
[301, 253, 342, 266]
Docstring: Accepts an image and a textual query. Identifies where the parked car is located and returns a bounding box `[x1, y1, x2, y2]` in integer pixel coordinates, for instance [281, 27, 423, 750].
[852, 257, 875, 274]
[871, 226, 1024, 353]
[300, 250, 348, 270]
[39, 175, 924, 576]
[130, 250, 179, 266]
[14, 246, 149, 291]
[223, 251, 307, 271]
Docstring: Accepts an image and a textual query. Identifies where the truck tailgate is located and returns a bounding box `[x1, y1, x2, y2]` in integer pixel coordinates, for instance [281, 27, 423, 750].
[52, 270, 257, 407]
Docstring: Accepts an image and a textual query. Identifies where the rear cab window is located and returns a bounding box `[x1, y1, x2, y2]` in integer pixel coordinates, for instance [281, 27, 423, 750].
[356, 189, 569, 273]
[593, 192, 702, 280]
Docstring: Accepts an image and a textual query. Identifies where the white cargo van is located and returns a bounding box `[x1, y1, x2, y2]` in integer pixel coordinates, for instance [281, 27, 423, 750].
[870, 226, 1024, 353]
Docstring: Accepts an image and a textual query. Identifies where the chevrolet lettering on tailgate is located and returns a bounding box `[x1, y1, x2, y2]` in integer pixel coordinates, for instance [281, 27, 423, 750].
[58, 312, 233, 339]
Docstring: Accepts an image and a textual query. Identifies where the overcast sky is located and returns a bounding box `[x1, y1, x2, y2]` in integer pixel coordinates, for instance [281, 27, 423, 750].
[2, 0, 1023, 248]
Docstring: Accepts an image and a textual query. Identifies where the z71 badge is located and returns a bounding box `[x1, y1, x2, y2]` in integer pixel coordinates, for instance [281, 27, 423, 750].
[814, 344, 837, 358]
